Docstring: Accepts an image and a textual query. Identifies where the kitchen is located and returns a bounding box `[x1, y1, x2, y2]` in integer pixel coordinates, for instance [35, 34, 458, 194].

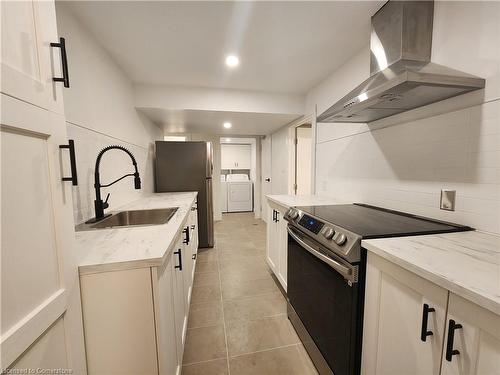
[1, 1, 499, 375]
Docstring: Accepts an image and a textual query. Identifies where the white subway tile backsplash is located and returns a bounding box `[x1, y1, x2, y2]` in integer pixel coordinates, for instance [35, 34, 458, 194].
[316, 99, 500, 234]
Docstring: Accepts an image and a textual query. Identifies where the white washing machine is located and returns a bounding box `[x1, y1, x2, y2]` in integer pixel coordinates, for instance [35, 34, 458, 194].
[226, 174, 253, 212]
[220, 175, 228, 213]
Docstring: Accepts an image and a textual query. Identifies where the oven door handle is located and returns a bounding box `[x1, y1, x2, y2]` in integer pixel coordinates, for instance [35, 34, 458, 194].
[288, 226, 356, 283]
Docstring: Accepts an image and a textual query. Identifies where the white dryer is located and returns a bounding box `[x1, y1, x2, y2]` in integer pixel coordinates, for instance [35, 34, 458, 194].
[226, 174, 253, 212]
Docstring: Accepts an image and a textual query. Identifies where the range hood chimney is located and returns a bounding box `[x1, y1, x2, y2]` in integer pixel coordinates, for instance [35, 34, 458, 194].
[317, 0, 485, 123]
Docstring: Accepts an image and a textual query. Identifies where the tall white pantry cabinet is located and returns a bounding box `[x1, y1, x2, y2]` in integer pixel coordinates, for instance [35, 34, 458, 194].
[1, 0, 86, 373]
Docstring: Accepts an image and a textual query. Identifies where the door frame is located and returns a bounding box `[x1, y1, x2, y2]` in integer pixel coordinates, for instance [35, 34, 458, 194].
[287, 111, 316, 195]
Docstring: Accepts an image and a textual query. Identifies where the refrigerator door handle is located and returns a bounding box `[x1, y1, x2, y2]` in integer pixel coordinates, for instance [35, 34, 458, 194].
[206, 178, 214, 247]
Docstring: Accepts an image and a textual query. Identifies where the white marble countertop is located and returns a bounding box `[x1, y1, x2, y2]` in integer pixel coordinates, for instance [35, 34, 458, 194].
[363, 231, 500, 315]
[266, 194, 345, 209]
[75, 192, 197, 275]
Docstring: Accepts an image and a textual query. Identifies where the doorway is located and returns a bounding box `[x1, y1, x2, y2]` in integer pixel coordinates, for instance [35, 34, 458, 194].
[294, 124, 312, 195]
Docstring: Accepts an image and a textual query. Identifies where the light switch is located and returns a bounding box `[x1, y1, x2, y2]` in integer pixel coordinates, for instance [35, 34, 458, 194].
[440, 190, 456, 211]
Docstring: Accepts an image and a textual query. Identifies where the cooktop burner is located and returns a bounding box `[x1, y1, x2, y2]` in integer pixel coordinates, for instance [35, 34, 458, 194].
[296, 203, 472, 239]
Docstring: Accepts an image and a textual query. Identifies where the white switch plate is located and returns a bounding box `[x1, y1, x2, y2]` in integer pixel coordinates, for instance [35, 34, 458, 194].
[440, 190, 456, 211]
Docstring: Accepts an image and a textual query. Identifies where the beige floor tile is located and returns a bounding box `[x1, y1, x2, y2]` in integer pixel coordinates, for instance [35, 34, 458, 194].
[226, 315, 299, 356]
[193, 271, 219, 287]
[182, 358, 229, 375]
[195, 260, 218, 274]
[197, 249, 219, 263]
[221, 276, 278, 300]
[183, 325, 227, 364]
[223, 292, 287, 322]
[190, 283, 221, 304]
[188, 301, 223, 329]
[229, 345, 318, 375]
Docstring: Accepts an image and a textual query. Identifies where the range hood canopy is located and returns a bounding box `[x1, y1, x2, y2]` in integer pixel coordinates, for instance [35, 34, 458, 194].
[317, 1, 485, 124]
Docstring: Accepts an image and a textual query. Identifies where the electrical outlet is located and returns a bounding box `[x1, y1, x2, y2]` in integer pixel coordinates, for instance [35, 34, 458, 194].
[440, 190, 456, 211]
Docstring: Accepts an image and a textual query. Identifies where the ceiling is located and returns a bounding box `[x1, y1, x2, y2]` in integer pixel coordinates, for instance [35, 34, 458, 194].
[137, 108, 300, 135]
[61, 1, 383, 94]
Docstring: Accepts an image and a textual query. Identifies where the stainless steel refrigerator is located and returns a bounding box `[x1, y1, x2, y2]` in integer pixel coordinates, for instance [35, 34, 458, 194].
[155, 141, 214, 248]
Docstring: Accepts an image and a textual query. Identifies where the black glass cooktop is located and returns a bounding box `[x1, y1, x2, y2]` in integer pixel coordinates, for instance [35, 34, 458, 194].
[296, 203, 473, 239]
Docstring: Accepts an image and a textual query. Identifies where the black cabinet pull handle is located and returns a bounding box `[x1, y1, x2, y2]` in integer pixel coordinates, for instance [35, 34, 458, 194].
[59, 139, 78, 185]
[191, 224, 195, 230]
[192, 254, 196, 260]
[265, 178, 271, 182]
[276, 211, 279, 222]
[445, 319, 463, 361]
[272, 209, 276, 222]
[50, 37, 70, 88]
[174, 249, 182, 270]
[183, 226, 190, 245]
[421, 303, 436, 342]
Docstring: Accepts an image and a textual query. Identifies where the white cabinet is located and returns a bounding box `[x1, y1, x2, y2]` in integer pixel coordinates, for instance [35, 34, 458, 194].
[1, 0, 85, 371]
[440, 293, 500, 375]
[362, 252, 448, 375]
[221, 144, 251, 169]
[266, 200, 288, 291]
[363, 252, 500, 375]
[1, 0, 66, 114]
[80, 214, 199, 375]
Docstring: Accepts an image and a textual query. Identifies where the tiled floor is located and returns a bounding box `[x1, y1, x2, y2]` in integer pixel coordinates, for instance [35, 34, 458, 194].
[182, 213, 318, 375]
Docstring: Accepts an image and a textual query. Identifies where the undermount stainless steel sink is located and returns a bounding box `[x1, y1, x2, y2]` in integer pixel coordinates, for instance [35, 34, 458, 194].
[83, 207, 178, 230]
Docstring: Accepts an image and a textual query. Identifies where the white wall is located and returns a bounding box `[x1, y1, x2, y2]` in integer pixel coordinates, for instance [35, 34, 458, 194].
[308, 1, 500, 234]
[56, 4, 163, 223]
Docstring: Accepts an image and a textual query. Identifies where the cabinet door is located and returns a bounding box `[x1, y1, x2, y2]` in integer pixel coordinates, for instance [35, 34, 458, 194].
[266, 208, 278, 272]
[362, 253, 448, 375]
[154, 256, 179, 375]
[276, 209, 288, 291]
[1, 94, 86, 371]
[440, 293, 500, 375]
[181, 225, 193, 307]
[172, 237, 187, 367]
[1, 0, 65, 114]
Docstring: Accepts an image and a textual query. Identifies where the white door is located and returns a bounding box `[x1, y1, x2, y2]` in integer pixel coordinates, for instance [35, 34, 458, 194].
[1, 0, 66, 114]
[261, 137, 272, 222]
[155, 256, 179, 375]
[1, 94, 86, 372]
[172, 236, 186, 371]
[265, 206, 279, 273]
[440, 293, 500, 375]
[271, 129, 289, 195]
[276, 210, 288, 291]
[295, 126, 312, 195]
[362, 253, 448, 375]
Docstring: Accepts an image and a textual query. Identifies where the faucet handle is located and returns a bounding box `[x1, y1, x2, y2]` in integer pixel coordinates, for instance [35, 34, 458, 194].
[103, 193, 110, 209]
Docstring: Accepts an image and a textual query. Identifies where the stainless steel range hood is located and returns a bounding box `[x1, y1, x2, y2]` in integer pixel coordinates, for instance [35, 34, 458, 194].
[317, 1, 485, 123]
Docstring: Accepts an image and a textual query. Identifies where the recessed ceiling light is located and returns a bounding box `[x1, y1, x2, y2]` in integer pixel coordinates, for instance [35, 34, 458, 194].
[223, 122, 232, 129]
[225, 55, 239, 68]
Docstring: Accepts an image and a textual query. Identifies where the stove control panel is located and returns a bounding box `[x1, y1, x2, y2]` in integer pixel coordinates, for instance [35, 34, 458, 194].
[298, 214, 324, 234]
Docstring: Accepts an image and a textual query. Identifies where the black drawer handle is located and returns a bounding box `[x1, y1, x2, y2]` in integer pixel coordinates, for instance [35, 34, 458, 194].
[421, 303, 435, 342]
[50, 37, 70, 88]
[59, 140, 78, 185]
[174, 249, 182, 270]
[183, 226, 190, 245]
[445, 319, 463, 361]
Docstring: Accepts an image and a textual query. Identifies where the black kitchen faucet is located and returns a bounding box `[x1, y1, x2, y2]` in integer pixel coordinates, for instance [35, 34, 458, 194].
[86, 145, 141, 223]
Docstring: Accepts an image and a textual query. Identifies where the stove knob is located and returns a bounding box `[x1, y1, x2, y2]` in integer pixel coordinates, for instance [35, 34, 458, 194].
[287, 208, 299, 220]
[322, 227, 335, 240]
[334, 233, 347, 246]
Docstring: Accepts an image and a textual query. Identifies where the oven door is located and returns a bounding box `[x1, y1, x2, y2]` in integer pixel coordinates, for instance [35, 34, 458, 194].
[287, 225, 362, 375]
